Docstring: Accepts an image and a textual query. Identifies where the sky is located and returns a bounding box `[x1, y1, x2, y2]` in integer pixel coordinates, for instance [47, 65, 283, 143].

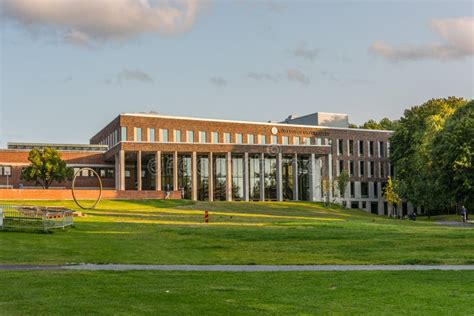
[0, 0, 473, 147]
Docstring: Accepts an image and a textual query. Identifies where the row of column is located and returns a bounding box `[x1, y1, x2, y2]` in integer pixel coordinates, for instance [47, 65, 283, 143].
[115, 150, 327, 202]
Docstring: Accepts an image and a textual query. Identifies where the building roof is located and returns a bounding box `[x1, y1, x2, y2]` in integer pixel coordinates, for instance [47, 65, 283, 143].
[7, 142, 108, 152]
[121, 112, 393, 133]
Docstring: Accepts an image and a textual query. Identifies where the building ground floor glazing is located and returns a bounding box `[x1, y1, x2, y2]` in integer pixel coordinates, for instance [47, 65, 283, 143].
[114, 150, 328, 203]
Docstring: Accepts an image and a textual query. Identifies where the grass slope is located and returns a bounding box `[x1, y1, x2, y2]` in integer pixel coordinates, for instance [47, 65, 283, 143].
[1, 270, 473, 315]
[1, 200, 473, 265]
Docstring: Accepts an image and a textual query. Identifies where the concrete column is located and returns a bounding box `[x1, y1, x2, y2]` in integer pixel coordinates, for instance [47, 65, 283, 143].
[173, 151, 178, 191]
[309, 153, 316, 202]
[208, 152, 214, 201]
[192, 151, 198, 201]
[260, 153, 265, 201]
[328, 153, 333, 201]
[276, 152, 283, 202]
[243, 152, 250, 202]
[226, 152, 232, 201]
[137, 151, 142, 191]
[155, 151, 161, 191]
[115, 152, 120, 190]
[293, 153, 298, 201]
[119, 150, 126, 191]
[314, 157, 322, 201]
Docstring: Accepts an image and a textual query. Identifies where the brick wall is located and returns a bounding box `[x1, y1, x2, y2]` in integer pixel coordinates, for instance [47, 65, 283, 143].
[0, 189, 181, 200]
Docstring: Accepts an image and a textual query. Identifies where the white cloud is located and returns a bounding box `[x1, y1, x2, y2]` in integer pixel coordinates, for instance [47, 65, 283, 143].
[1, 0, 205, 46]
[286, 69, 310, 85]
[370, 17, 474, 61]
[292, 44, 319, 61]
[246, 69, 310, 85]
[209, 76, 227, 87]
[106, 69, 154, 84]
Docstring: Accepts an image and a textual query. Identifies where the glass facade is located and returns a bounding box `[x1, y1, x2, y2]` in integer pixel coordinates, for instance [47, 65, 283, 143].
[264, 155, 277, 200]
[232, 155, 244, 200]
[178, 154, 192, 199]
[197, 155, 209, 200]
[297, 155, 310, 201]
[213, 154, 227, 201]
[282, 155, 294, 200]
[161, 153, 174, 191]
[141, 153, 156, 190]
[248, 154, 261, 200]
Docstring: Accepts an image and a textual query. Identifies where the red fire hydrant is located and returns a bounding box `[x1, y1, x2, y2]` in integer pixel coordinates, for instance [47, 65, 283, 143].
[204, 211, 209, 223]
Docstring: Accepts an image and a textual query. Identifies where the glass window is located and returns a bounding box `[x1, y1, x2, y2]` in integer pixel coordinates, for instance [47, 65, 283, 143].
[359, 161, 365, 176]
[162, 129, 169, 143]
[135, 128, 142, 142]
[304, 137, 311, 145]
[188, 130, 194, 142]
[236, 133, 243, 144]
[359, 141, 364, 156]
[125, 170, 131, 178]
[224, 132, 231, 144]
[199, 131, 207, 143]
[149, 128, 155, 142]
[175, 130, 181, 142]
[271, 135, 278, 144]
[0, 166, 3, 176]
[282, 136, 289, 145]
[121, 127, 127, 141]
[349, 140, 354, 155]
[260, 135, 266, 144]
[212, 132, 219, 144]
[338, 139, 344, 155]
[369, 141, 374, 157]
[361, 182, 369, 198]
[293, 137, 300, 145]
[248, 134, 254, 144]
[349, 160, 354, 176]
[379, 141, 385, 157]
[3, 166, 11, 176]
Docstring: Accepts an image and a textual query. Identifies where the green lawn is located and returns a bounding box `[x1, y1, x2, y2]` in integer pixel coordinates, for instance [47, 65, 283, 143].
[1, 270, 473, 315]
[1, 199, 473, 265]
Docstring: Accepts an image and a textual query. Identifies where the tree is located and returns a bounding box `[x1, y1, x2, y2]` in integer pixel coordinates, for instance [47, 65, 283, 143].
[359, 118, 398, 130]
[383, 176, 400, 217]
[390, 97, 468, 212]
[21, 148, 74, 189]
[432, 101, 474, 209]
[337, 170, 349, 206]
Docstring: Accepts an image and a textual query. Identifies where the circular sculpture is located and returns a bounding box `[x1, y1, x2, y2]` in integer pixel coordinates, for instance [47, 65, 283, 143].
[71, 167, 103, 210]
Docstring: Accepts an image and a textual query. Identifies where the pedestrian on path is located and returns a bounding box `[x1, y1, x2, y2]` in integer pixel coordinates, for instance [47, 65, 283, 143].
[460, 206, 467, 223]
[461, 205, 468, 222]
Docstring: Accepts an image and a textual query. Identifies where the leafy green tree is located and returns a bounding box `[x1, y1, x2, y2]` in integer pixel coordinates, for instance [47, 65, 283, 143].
[21, 148, 74, 189]
[361, 119, 381, 130]
[337, 170, 349, 200]
[383, 176, 400, 217]
[432, 101, 474, 208]
[390, 97, 468, 211]
[359, 118, 398, 130]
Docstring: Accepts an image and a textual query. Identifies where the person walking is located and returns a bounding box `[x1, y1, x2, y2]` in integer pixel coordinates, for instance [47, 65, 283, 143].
[461, 205, 468, 222]
[460, 206, 467, 223]
[165, 184, 171, 199]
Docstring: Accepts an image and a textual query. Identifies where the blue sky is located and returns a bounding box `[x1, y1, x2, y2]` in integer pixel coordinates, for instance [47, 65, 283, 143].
[1, 0, 473, 146]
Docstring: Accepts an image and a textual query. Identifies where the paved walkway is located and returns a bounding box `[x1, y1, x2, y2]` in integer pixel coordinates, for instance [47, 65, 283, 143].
[1, 264, 474, 271]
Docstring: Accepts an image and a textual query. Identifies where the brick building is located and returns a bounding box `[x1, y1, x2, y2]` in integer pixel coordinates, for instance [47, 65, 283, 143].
[0, 111, 412, 216]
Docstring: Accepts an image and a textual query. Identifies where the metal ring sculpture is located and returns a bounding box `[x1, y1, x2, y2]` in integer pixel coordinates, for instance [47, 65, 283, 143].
[72, 167, 103, 210]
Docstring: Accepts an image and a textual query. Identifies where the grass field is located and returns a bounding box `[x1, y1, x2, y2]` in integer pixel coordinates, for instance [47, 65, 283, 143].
[1, 199, 473, 265]
[1, 199, 473, 314]
[1, 270, 473, 315]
